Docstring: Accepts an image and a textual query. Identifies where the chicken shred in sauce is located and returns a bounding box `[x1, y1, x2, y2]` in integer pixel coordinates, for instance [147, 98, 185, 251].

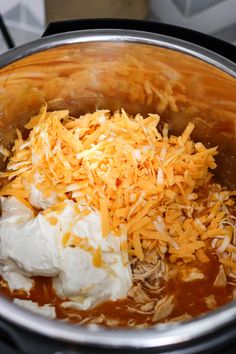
[0, 252, 234, 327]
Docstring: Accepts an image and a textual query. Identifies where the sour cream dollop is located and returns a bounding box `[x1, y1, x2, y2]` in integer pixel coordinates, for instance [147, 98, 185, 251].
[0, 196, 132, 311]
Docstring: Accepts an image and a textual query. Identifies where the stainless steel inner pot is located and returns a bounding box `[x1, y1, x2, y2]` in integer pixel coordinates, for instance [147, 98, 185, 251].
[0, 27, 236, 352]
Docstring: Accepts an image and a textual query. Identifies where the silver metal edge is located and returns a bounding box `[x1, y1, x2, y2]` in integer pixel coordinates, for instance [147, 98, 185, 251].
[1, 296, 236, 349]
[0, 28, 236, 348]
[0, 29, 235, 77]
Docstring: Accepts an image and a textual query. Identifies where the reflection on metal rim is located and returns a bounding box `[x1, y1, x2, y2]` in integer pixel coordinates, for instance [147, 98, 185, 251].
[0, 29, 236, 77]
[0, 296, 236, 349]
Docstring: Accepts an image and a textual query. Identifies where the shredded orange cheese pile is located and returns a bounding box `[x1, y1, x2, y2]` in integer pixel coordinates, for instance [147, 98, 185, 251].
[1, 106, 236, 268]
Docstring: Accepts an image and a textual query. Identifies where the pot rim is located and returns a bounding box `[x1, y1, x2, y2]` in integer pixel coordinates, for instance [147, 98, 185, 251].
[0, 28, 236, 76]
[0, 28, 236, 349]
[1, 295, 236, 349]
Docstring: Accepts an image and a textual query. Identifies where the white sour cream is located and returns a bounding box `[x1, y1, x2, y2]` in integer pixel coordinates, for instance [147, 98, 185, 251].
[13, 299, 56, 319]
[29, 184, 58, 210]
[53, 210, 132, 310]
[0, 196, 132, 311]
[0, 197, 61, 277]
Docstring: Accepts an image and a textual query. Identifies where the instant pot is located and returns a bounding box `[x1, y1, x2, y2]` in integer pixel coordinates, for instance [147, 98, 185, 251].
[0, 19, 236, 354]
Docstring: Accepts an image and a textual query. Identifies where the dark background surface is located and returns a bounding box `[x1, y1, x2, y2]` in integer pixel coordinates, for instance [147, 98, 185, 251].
[1, 317, 236, 354]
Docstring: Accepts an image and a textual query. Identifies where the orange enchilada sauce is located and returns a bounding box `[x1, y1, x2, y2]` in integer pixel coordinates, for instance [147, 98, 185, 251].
[0, 252, 234, 327]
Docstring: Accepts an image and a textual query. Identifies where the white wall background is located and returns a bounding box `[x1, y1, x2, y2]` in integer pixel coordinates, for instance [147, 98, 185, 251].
[150, 0, 236, 44]
[0, 0, 45, 54]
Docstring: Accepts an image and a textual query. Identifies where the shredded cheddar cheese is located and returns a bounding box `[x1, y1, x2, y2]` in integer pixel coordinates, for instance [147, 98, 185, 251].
[0, 145, 11, 159]
[1, 106, 236, 270]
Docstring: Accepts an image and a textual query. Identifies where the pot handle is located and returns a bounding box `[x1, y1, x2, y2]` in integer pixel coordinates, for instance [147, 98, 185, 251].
[42, 19, 235, 64]
[0, 14, 15, 48]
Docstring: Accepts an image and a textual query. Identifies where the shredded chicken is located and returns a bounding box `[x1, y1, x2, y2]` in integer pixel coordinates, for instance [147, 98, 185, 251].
[132, 261, 162, 281]
[140, 301, 155, 312]
[106, 319, 120, 327]
[167, 313, 192, 323]
[128, 283, 150, 304]
[152, 295, 175, 322]
[205, 295, 217, 310]
[180, 267, 205, 282]
[127, 306, 154, 315]
[213, 265, 227, 287]
[88, 314, 106, 324]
